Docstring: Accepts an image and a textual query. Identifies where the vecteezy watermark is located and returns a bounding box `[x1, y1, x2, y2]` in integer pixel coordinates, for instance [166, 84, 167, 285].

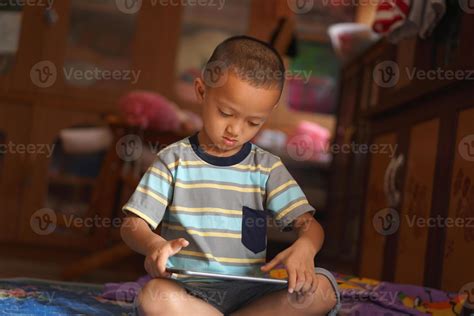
[458, 134, 474, 162]
[405, 67, 474, 81]
[115, 282, 142, 307]
[373, 61, 474, 88]
[287, 134, 315, 162]
[202, 60, 229, 88]
[141, 284, 228, 307]
[202, 61, 313, 88]
[459, 0, 474, 14]
[30, 208, 57, 236]
[404, 214, 474, 228]
[116, 134, 144, 162]
[373, 208, 400, 236]
[115, 0, 225, 14]
[321, 0, 382, 5]
[30, 60, 141, 88]
[459, 282, 474, 309]
[287, 0, 314, 14]
[30, 208, 139, 236]
[341, 288, 398, 305]
[0, 0, 54, 8]
[0, 142, 55, 158]
[373, 61, 400, 88]
[30, 60, 57, 88]
[286, 135, 398, 162]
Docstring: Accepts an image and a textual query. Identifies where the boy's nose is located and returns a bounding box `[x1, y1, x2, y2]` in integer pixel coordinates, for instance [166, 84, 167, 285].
[226, 122, 242, 138]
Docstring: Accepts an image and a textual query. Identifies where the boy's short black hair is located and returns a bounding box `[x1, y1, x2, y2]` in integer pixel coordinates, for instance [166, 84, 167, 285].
[204, 35, 286, 92]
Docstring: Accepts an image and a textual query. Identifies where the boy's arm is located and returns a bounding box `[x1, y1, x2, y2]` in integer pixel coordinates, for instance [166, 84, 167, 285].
[119, 153, 189, 277]
[261, 158, 323, 294]
[120, 213, 168, 256]
[292, 212, 324, 257]
[121, 212, 189, 278]
[261, 213, 324, 295]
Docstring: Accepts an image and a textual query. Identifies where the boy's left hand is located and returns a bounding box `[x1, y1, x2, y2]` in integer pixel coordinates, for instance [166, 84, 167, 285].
[260, 238, 318, 295]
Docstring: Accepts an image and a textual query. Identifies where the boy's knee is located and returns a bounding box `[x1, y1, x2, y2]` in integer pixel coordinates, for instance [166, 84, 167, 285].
[313, 274, 338, 314]
[137, 278, 184, 315]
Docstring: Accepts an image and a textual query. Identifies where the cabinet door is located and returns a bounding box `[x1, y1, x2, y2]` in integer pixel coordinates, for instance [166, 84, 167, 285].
[358, 132, 399, 279]
[327, 65, 361, 257]
[0, 103, 32, 242]
[30, 0, 141, 102]
[19, 106, 107, 249]
[442, 107, 474, 291]
[0, 4, 23, 92]
[394, 119, 440, 285]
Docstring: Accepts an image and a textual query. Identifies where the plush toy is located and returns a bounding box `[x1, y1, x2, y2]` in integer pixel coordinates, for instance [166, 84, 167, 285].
[118, 90, 202, 133]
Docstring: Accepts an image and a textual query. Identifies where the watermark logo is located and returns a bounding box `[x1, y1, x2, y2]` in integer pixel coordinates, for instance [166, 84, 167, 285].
[115, 282, 142, 307]
[373, 208, 400, 236]
[30, 209, 140, 236]
[30, 60, 57, 88]
[459, 282, 474, 309]
[459, 0, 474, 14]
[287, 0, 314, 14]
[116, 134, 143, 162]
[31, 61, 141, 88]
[30, 208, 57, 236]
[373, 61, 400, 88]
[202, 61, 229, 88]
[115, 0, 142, 14]
[458, 134, 474, 162]
[287, 291, 315, 309]
[286, 134, 315, 161]
[0, 0, 54, 8]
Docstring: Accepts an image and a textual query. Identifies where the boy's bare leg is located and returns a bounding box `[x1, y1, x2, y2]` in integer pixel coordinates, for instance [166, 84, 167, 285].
[230, 274, 337, 316]
[136, 278, 224, 316]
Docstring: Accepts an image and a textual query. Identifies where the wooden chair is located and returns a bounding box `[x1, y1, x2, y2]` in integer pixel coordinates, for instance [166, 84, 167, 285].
[61, 114, 189, 280]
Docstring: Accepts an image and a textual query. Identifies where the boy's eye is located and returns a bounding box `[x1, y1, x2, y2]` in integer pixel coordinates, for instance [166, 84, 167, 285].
[248, 121, 260, 127]
[219, 109, 232, 117]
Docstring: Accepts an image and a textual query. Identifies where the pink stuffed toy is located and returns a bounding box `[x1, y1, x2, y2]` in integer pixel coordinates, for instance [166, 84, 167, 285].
[118, 90, 202, 133]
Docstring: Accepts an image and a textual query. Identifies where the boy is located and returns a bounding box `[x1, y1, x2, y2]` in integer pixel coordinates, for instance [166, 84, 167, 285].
[120, 36, 340, 316]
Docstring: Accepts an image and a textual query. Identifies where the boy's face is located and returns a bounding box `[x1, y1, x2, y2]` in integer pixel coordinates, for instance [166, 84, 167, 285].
[194, 72, 281, 157]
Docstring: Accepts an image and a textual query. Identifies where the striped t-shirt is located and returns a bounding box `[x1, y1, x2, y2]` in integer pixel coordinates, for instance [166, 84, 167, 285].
[123, 132, 315, 282]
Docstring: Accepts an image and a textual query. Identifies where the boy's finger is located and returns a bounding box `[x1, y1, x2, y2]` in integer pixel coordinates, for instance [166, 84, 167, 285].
[157, 255, 170, 277]
[261, 255, 280, 271]
[294, 271, 305, 293]
[168, 238, 189, 256]
[310, 274, 319, 294]
[301, 271, 313, 293]
[287, 268, 297, 293]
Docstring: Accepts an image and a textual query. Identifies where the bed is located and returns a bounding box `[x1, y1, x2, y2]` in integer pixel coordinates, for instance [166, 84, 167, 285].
[0, 272, 467, 315]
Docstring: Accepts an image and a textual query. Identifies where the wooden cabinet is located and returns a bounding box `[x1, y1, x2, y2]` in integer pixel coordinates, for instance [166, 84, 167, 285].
[0, 102, 32, 242]
[355, 82, 473, 290]
[393, 119, 439, 285]
[442, 107, 474, 291]
[334, 10, 474, 290]
[358, 132, 398, 279]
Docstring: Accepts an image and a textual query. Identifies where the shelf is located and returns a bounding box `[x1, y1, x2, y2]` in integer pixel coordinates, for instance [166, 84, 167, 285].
[48, 174, 96, 186]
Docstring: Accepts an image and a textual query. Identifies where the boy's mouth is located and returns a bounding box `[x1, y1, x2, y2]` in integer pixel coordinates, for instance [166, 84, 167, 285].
[223, 136, 237, 146]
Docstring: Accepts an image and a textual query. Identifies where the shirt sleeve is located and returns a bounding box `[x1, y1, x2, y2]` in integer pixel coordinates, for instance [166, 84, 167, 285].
[265, 158, 316, 232]
[122, 154, 174, 230]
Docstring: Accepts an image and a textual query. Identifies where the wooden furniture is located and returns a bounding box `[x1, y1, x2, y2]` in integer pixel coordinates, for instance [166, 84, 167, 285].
[329, 8, 474, 291]
[0, 1, 294, 253]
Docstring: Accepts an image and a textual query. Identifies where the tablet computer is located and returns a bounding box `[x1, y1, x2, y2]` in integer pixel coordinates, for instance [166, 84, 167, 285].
[166, 267, 288, 285]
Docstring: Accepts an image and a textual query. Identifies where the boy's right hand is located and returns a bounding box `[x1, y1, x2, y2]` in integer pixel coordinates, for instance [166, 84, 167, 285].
[144, 238, 189, 278]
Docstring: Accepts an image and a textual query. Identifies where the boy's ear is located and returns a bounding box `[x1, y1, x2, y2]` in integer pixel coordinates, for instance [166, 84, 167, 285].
[194, 77, 206, 103]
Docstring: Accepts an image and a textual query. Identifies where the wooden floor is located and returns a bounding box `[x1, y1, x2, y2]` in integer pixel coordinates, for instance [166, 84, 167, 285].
[0, 243, 145, 284]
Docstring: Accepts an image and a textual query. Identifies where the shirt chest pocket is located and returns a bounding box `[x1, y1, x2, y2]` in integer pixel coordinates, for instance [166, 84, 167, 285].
[241, 206, 268, 254]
